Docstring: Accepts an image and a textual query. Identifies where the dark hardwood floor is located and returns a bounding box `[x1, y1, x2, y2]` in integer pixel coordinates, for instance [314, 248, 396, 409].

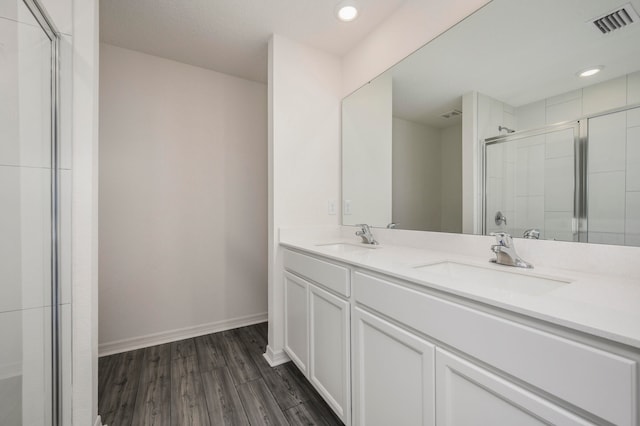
[98, 322, 343, 426]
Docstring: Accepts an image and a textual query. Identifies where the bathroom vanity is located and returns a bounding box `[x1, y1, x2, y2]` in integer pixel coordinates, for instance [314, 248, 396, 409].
[262, 0, 640, 424]
[279, 234, 640, 426]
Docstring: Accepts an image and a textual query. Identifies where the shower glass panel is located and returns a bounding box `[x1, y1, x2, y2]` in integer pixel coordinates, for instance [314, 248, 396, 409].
[587, 106, 640, 246]
[484, 124, 578, 241]
[0, 0, 59, 424]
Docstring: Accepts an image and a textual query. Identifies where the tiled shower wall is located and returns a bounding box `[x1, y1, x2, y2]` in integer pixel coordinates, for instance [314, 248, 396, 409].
[514, 72, 640, 131]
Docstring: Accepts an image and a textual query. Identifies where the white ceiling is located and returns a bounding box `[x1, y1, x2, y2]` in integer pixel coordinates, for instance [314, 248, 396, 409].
[386, 0, 640, 128]
[100, 0, 408, 83]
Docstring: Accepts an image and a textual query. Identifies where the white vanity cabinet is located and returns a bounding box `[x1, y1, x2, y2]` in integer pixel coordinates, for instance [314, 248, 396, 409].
[352, 303, 590, 426]
[281, 247, 639, 426]
[353, 270, 638, 426]
[283, 250, 351, 425]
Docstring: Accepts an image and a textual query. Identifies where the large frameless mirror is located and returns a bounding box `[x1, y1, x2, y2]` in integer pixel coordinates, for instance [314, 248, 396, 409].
[341, 0, 640, 246]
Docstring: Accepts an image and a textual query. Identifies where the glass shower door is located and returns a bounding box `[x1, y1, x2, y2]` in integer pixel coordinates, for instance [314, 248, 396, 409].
[587, 107, 640, 246]
[484, 123, 579, 241]
[0, 0, 58, 424]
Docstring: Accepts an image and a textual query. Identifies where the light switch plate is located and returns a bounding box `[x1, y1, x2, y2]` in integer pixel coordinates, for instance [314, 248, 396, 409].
[328, 200, 336, 215]
[344, 199, 352, 215]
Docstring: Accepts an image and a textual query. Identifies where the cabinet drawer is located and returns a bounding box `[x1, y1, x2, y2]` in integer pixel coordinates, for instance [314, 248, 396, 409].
[354, 271, 637, 426]
[284, 250, 350, 297]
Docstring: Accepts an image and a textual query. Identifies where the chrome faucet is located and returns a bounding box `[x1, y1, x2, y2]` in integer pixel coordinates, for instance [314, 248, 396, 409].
[523, 228, 540, 239]
[355, 224, 378, 245]
[490, 232, 533, 268]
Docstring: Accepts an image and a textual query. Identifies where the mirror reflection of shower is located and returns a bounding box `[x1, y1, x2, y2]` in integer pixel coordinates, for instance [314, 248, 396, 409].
[484, 122, 579, 243]
[485, 103, 640, 247]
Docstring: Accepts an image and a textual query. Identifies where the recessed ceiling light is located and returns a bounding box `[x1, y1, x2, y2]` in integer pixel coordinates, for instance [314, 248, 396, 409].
[336, 1, 358, 22]
[577, 66, 604, 77]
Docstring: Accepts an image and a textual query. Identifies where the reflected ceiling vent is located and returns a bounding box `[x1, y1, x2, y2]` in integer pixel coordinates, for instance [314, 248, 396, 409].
[591, 3, 639, 34]
[440, 109, 462, 119]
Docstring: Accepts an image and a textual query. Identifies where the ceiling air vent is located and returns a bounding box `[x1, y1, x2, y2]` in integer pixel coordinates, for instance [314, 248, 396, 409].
[591, 3, 639, 34]
[440, 109, 462, 119]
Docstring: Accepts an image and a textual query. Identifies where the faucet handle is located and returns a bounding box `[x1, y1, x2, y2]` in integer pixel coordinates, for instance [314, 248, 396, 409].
[355, 224, 369, 237]
[523, 228, 540, 239]
[490, 232, 513, 247]
[355, 224, 378, 245]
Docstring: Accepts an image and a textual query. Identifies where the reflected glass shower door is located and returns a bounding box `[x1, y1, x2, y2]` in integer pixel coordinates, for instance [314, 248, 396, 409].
[0, 0, 58, 424]
[484, 123, 579, 241]
[587, 107, 640, 246]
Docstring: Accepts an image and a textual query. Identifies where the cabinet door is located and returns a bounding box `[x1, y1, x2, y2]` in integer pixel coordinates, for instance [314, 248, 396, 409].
[309, 283, 351, 425]
[436, 348, 594, 426]
[284, 271, 309, 374]
[353, 307, 435, 426]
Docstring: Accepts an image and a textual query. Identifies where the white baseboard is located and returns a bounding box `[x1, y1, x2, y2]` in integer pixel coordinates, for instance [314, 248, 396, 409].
[95, 415, 104, 426]
[263, 344, 290, 367]
[98, 312, 268, 356]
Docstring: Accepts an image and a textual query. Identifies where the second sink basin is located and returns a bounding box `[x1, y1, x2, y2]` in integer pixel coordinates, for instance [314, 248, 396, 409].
[414, 261, 571, 296]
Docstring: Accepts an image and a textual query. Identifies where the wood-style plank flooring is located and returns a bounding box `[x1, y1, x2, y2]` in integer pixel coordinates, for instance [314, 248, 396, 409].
[98, 322, 343, 426]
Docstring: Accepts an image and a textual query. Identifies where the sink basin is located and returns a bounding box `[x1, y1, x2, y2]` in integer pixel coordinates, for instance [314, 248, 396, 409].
[414, 261, 571, 296]
[316, 242, 379, 253]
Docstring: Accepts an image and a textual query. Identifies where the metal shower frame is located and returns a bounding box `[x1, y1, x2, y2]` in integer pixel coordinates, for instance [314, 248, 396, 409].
[20, 0, 62, 424]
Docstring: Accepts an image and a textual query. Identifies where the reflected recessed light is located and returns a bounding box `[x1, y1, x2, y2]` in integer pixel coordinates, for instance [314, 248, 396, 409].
[577, 66, 603, 77]
[336, 1, 358, 22]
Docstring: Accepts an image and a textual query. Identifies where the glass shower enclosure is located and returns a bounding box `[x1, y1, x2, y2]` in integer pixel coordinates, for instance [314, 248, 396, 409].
[484, 122, 582, 242]
[484, 105, 640, 246]
[0, 0, 64, 424]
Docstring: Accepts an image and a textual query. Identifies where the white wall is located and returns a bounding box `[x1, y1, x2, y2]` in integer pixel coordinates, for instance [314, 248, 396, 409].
[342, 73, 392, 226]
[341, 0, 491, 96]
[267, 34, 341, 364]
[392, 117, 442, 231]
[462, 91, 479, 233]
[99, 44, 268, 352]
[71, 0, 100, 424]
[441, 124, 463, 233]
[391, 119, 462, 233]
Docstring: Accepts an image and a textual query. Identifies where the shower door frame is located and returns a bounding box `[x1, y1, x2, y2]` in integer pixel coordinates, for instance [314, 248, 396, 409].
[482, 120, 587, 242]
[19, 0, 62, 425]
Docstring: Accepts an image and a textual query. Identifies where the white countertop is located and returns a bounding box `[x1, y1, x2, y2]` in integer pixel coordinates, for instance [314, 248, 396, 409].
[280, 235, 640, 350]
